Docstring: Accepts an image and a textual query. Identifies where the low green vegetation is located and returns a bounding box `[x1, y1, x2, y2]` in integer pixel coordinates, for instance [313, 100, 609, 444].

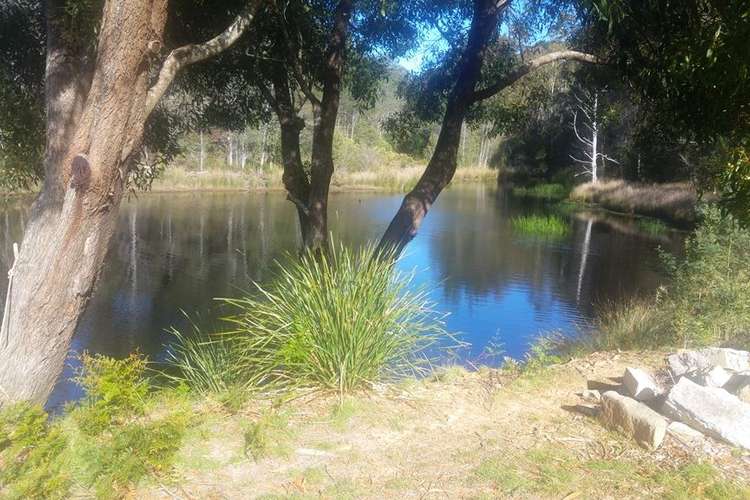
[511, 214, 569, 238]
[511, 183, 571, 201]
[474, 444, 749, 498]
[589, 205, 750, 350]
[169, 243, 452, 395]
[0, 354, 189, 499]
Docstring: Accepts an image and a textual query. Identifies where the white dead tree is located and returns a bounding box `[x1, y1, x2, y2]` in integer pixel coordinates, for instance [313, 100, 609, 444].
[570, 89, 618, 183]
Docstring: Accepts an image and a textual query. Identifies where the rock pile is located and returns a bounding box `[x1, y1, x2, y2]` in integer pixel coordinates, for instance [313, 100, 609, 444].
[576, 348, 750, 450]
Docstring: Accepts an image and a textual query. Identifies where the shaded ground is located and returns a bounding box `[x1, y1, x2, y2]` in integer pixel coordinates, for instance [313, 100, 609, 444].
[136, 351, 750, 499]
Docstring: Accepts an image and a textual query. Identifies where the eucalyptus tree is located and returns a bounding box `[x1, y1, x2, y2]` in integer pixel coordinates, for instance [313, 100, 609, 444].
[378, 0, 599, 253]
[184, 0, 421, 251]
[0, 0, 262, 405]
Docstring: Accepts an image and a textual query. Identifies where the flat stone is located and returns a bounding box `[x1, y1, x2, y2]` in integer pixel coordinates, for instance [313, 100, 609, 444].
[662, 377, 750, 450]
[577, 389, 601, 403]
[600, 391, 667, 449]
[668, 421, 706, 445]
[667, 348, 750, 378]
[622, 367, 662, 401]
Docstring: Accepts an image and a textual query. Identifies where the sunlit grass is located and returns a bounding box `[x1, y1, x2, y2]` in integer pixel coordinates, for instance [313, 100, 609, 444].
[512, 183, 570, 200]
[511, 214, 569, 238]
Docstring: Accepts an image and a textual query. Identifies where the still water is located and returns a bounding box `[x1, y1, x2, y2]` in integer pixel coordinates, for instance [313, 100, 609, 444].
[0, 184, 682, 408]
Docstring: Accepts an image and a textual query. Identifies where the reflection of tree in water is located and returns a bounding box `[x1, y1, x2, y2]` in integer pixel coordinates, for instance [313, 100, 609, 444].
[430, 188, 682, 317]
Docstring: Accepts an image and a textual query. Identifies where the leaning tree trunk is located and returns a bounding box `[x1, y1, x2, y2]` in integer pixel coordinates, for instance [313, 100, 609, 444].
[0, 0, 258, 405]
[377, 1, 600, 256]
[378, 0, 501, 255]
[0, 0, 168, 405]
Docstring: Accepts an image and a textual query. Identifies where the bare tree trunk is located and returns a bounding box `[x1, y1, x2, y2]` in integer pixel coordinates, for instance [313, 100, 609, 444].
[0, 0, 260, 406]
[591, 92, 598, 183]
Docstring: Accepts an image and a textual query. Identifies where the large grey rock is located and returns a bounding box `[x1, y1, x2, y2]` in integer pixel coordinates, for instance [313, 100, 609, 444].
[667, 348, 750, 378]
[600, 391, 667, 449]
[699, 366, 733, 388]
[662, 377, 750, 450]
[622, 367, 662, 401]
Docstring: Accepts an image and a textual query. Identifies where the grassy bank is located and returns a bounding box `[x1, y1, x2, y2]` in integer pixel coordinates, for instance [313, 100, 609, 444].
[149, 165, 497, 193]
[570, 180, 698, 225]
[3, 351, 748, 499]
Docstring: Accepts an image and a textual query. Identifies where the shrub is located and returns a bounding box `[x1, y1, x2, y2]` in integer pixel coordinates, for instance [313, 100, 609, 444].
[73, 352, 149, 434]
[666, 206, 750, 348]
[0, 403, 70, 499]
[76, 415, 187, 498]
[171, 243, 452, 394]
[589, 206, 750, 350]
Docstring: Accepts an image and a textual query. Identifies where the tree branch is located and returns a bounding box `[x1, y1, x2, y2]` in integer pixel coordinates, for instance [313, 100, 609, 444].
[472, 50, 600, 102]
[144, 1, 261, 118]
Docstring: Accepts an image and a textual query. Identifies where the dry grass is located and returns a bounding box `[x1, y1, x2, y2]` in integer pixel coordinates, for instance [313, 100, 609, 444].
[333, 165, 497, 192]
[148, 165, 497, 194]
[134, 351, 749, 499]
[570, 180, 699, 224]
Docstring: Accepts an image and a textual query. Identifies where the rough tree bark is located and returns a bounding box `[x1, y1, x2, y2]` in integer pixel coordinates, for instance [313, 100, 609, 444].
[378, 0, 599, 254]
[0, 0, 259, 406]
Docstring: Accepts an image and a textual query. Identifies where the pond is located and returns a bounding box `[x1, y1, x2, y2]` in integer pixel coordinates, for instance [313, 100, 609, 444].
[0, 184, 683, 409]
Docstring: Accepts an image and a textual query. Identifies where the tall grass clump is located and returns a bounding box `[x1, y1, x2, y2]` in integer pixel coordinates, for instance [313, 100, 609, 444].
[171, 244, 451, 395]
[164, 313, 250, 395]
[511, 214, 569, 238]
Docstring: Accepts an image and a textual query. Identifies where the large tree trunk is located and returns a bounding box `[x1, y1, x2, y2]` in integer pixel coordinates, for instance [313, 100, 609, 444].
[378, 0, 502, 255]
[0, 0, 168, 405]
[0, 0, 258, 406]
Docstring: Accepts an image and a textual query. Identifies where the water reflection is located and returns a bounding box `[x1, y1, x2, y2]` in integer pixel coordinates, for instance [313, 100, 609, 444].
[0, 186, 682, 408]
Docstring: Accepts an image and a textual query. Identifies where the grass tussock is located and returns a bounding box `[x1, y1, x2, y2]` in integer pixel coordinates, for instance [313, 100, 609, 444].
[512, 182, 571, 201]
[511, 214, 569, 238]
[168, 243, 453, 395]
[570, 180, 698, 224]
